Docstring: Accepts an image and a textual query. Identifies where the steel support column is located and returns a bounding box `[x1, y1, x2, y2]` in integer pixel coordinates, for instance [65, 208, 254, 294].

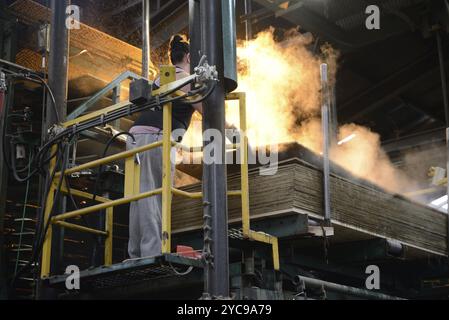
[46, 0, 69, 128]
[321, 64, 332, 226]
[45, 0, 70, 279]
[200, 0, 229, 299]
[189, 0, 201, 72]
[142, 0, 151, 79]
[436, 30, 449, 256]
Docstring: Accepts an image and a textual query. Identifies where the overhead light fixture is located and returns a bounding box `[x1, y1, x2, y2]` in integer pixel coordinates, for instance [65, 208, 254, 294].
[338, 133, 357, 146]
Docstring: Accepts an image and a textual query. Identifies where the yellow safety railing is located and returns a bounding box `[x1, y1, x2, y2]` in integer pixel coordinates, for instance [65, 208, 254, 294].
[40, 66, 279, 279]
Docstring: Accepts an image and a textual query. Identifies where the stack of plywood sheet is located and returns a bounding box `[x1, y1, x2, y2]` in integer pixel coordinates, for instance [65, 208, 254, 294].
[172, 144, 448, 257]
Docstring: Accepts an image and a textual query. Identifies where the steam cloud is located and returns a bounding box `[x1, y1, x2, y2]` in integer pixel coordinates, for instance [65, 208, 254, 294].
[184, 28, 417, 195]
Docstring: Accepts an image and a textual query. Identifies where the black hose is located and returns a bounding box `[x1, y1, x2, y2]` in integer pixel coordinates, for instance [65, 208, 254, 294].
[181, 81, 217, 105]
[9, 78, 216, 289]
[8, 81, 212, 185]
[6, 72, 60, 123]
[10, 142, 39, 183]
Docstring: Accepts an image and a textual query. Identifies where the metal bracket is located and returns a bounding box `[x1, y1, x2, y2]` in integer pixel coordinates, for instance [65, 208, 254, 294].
[0, 72, 6, 91]
[194, 55, 219, 83]
[0, 71, 6, 91]
[47, 124, 65, 138]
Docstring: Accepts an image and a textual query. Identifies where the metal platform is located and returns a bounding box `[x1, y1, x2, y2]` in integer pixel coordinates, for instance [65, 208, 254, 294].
[45, 254, 203, 291]
[43, 228, 281, 297]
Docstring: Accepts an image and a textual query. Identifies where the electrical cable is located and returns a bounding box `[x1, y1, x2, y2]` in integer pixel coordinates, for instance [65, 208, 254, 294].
[168, 261, 194, 276]
[28, 73, 59, 123]
[9, 76, 216, 291]
[1, 73, 54, 177]
[10, 143, 40, 183]
[180, 81, 216, 105]
[5, 72, 60, 123]
[7, 81, 213, 185]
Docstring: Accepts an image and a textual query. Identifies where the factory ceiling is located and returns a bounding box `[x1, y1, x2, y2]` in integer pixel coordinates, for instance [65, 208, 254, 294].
[3, 0, 448, 164]
[73, 0, 448, 148]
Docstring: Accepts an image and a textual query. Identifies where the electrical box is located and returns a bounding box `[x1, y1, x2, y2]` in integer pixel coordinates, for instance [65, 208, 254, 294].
[129, 78, 152, 105]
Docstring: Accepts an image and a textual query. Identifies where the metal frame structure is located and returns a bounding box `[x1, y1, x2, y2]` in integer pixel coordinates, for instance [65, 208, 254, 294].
[40, 67, 279, 279]
[67, 71, 144, 121]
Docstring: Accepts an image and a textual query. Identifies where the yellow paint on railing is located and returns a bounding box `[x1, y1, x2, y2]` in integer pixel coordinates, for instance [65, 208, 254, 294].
[161, 66, 176, 254]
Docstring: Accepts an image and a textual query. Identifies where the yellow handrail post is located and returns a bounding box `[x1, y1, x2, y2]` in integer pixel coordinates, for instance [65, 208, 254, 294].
[41, 145, 58, 278]
[272, 237, 280, 271]
[238, 93, 251, 238]
[124, 157, 136, 197]
[104, 207, 114, 266]
[161, 66, 176, 254]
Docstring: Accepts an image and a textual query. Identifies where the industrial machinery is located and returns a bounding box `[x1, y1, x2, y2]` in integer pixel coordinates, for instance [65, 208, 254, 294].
[1, 0, 449, 301]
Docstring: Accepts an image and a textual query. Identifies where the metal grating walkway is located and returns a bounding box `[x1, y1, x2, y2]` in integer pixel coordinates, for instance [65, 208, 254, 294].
[45, 254, 203, 291]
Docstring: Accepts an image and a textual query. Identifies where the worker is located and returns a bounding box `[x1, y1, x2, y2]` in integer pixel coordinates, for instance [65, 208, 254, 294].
[126, 34, 202, 259]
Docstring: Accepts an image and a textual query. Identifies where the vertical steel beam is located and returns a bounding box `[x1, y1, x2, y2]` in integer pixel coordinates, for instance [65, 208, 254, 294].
[200, 0, 229, 298]
[45, 0, 70, 277]
[189, 0, 202, 73]
[222, 0, 237, 92]
[321, 64, 332, 226]
[46, 0, 69, 128]
[436, 30, 449, 255]
[142, 0, 151, 79]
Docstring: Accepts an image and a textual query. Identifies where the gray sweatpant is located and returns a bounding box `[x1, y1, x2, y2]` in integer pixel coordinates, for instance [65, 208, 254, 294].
[126, 133, 174, 259]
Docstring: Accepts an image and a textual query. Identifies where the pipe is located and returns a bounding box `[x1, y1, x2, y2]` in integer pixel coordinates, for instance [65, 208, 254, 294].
[0, 58, 42, 75]
[321, 64, 332, 226]
[294, 276, 405, 300]
[46, 0, 70, 127]
[40, 0, 71, 280]
[221, 0, 238, 92]
[330, 84, 338, 148]
[189, 0, 202, 73]
[142, 0, 151, 79]
[200, 0, 230, 299]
